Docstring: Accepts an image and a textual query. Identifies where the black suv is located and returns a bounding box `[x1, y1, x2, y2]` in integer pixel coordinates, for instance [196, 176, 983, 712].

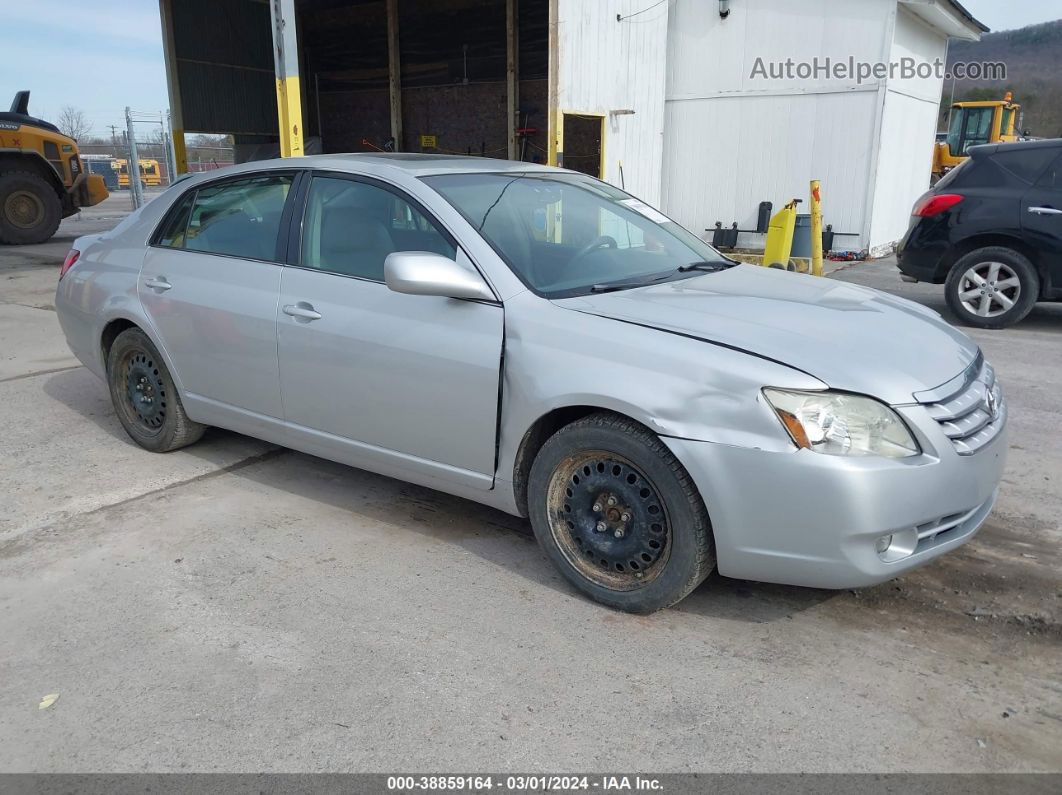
[898, 139, 1062, 328]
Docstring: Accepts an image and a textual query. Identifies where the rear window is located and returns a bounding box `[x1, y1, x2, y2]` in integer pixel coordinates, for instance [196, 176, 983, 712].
[990, 147, 1059, 184]
[183, 175, 293, 261]
[152, 174, 293, 261]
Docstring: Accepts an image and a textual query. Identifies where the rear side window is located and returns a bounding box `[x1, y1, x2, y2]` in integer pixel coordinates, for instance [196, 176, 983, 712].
[991, 147, 1059, 184]
[155, 192, 195, 248]
[181, 174, 293, 261]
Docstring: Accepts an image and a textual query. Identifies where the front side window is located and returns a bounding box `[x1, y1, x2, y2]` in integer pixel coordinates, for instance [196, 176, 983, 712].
[424, 172, 731, 297]
[960, 107, 994, 152]
[299, 176, 455, 281]
[183, 174, 293, 260]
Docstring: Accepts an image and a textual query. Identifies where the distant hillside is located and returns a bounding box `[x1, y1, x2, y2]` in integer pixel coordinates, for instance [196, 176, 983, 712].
[945, 19, 1062, 137]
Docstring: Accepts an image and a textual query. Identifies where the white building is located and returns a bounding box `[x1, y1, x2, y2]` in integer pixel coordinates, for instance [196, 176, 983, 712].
[556, 0, 986, 256]
[161, 0, 985, 256]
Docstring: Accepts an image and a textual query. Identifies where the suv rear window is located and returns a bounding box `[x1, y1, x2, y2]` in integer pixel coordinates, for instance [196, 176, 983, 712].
[991, 147, 1059, 184]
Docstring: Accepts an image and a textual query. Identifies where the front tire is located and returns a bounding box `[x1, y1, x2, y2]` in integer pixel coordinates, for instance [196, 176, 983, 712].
[106, 328, 205, 452]
[945, 246, 1039, 329]
[0, 171, 62, 245]
[528, 412, 715, 613]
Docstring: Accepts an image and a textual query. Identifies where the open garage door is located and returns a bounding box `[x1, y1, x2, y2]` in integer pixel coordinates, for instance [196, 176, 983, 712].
[298, 0, 549, 162]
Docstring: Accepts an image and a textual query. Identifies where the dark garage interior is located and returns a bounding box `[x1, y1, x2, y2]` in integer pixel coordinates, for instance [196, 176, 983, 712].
[301, 0, 549, 160]
[166, 0, 550, 163]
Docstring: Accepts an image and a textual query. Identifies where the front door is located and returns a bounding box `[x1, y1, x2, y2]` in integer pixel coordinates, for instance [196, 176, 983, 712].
[139, 172, 296, 422]
[276, 173, 503, 488]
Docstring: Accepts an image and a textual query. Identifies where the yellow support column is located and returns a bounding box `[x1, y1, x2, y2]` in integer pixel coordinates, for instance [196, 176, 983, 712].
[810, 180, 824, 277]
[269, 0, 304, 158]
[158, 0, 188, 174]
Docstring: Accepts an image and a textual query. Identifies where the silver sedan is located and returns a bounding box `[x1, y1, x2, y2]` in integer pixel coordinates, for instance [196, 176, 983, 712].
[55, 155, 1007, 612]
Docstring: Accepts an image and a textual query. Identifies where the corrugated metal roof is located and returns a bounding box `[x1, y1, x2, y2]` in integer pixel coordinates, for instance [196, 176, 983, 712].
[172, 0, 278, 135]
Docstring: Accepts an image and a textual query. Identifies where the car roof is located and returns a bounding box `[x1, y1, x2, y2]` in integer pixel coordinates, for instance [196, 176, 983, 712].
[193, 152, 560, 180]
[968, 138, 1062, 158]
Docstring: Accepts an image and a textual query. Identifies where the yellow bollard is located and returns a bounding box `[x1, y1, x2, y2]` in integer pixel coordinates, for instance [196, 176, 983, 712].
[762, 199, 800, 269]
[810, 180, 824, 277]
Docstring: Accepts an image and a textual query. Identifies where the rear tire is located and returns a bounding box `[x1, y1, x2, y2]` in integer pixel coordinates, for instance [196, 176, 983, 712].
[106, 328, 206, 452]
[945, 246, 1039, 329]
[528, 412, 715, 613]
[0, 170, 62, 245]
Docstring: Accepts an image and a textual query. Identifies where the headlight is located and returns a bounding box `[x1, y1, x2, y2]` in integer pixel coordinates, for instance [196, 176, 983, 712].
[763, 389, 920, 458]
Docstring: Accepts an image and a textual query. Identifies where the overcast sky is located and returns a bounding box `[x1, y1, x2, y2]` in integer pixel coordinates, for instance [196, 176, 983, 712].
[1, 0, 168, 141]
[959, 0, 1061, 32]
[1, 0, 1060, 141]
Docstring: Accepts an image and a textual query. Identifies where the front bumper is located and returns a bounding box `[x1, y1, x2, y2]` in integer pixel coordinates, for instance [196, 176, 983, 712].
[663, 405, 1007, 589]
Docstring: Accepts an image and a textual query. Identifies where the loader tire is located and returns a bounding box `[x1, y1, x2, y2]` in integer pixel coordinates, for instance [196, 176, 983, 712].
[0, 170, 62, 245]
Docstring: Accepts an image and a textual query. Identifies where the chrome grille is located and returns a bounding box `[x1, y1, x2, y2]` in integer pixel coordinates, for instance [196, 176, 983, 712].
[920, 360, 1005, 455]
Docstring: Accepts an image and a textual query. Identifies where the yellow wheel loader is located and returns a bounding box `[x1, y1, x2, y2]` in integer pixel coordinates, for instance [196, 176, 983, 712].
[0, 91, 109, 245]
[932, 92, 1023, 180]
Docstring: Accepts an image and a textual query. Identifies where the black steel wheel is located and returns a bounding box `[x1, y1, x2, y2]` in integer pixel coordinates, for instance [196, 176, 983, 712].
[120, 349, 168, 433]
[106, 327, 206, 452]
[528, 412, 715, 613]
[547, 451, 671, 590]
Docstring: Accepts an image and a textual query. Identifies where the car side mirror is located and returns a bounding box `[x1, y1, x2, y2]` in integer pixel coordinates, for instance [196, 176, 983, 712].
[384, 251, 495, 301]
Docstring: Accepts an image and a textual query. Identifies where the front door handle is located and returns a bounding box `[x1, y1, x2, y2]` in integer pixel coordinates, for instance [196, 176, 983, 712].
[283, 302, 322, 321]
[1028, 206, 1062, 215]
[144, 277, 172, 292]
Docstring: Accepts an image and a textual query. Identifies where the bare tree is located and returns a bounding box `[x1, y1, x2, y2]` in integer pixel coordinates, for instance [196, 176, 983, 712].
[56, 106, 92, 141]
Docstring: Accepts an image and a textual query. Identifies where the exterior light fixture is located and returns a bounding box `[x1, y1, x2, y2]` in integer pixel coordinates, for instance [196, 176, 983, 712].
[719, 0, 731, 19]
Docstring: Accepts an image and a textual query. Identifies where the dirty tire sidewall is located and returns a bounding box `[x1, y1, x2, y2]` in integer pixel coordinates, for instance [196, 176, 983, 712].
[528, 412, 715, 613]
[106, 327, 206, 453]
[0, 171, 62, 245]
[945, 246, 1039, 329]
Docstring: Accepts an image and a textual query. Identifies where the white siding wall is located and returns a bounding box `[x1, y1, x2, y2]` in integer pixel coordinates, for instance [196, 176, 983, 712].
[866, 7, 949, 254]
[661, 0, 895, 250]
[555, 0, 670, 205]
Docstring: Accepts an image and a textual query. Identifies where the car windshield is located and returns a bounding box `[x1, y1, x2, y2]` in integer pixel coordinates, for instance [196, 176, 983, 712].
[423, 172, 732, 297]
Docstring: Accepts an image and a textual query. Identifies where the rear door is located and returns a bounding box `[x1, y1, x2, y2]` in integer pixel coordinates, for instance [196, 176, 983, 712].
[276, 172, 503, 488]
[1020, 150, 1062, 294]
[139, 171, 297, 422]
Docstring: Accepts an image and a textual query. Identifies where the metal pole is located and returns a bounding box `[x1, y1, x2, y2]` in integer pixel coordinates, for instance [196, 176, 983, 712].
[809, 180, 824, 277]
[126, 107, 144, 209]
[506, 0, 519, 160]
[163, 111, 177, 183]
[386, 0, 402, 151]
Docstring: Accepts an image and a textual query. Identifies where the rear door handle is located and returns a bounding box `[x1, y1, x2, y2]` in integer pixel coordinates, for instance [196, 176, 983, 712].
[144, 277, 172, 292]
[1028, 206, 1062, 215]
[283, 302, 322, 321]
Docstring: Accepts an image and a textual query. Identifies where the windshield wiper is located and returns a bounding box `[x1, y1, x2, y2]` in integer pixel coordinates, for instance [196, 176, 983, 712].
[589, 273, 673, 293]
[676, 260, 730, 273]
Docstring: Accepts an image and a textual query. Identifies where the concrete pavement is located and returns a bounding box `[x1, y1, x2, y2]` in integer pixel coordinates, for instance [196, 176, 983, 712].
[0, 212, 1059, 773]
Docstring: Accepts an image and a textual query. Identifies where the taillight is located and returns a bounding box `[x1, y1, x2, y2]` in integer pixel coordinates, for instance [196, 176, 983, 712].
[59, 249, 80, 280]
[913, 193, 963, 218]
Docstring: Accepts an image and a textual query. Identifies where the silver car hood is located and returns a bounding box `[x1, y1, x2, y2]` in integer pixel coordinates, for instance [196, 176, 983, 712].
[552, 264, 979, 405]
